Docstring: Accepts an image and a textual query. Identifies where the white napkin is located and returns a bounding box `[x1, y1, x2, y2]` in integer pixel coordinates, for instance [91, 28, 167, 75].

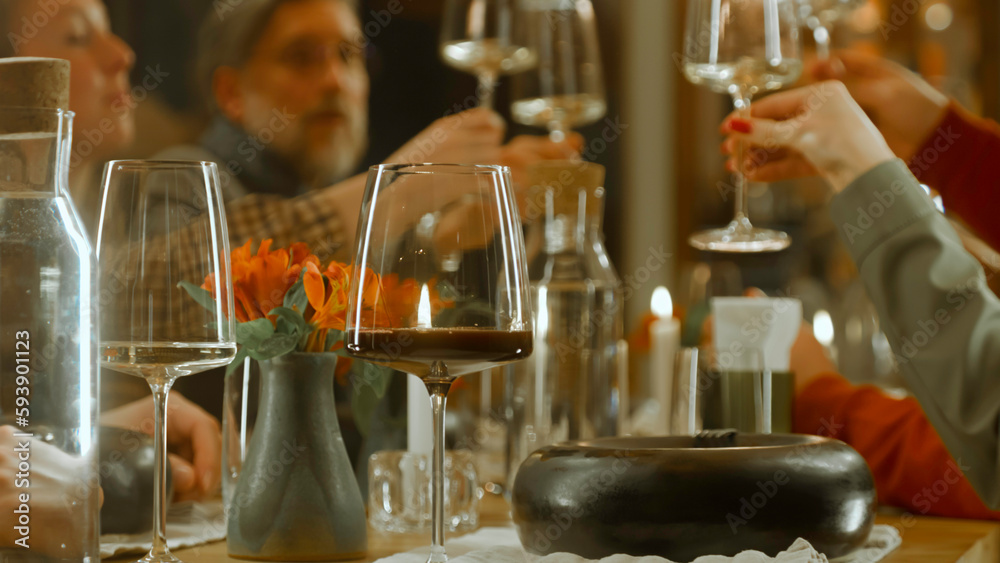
[99, 500, 226, 559]
[711, 297, 802, 372]
[375, 525, 901, 563]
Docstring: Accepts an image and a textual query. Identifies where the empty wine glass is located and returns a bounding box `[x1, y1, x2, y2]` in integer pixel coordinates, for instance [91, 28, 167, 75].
[796, 0, 867, 60]
[510, 0, 606, 143]
[682, 0, 802, 252]
[97, 160, 237, 563]
[345, 164, 533, 562]
[440, 0, 538, 109]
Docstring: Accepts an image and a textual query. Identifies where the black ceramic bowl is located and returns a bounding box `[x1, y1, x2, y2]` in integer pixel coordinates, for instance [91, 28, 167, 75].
[511, 434, 875, 560]
[99, 426, 172, 534]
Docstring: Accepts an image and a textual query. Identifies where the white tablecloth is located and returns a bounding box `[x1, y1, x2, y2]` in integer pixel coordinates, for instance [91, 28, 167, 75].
[374, 525, 901, 563]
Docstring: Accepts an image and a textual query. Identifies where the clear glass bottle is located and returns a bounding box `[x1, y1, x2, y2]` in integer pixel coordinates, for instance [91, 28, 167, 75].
[505, 161, 624, 489]
[0, 106, 100, 561]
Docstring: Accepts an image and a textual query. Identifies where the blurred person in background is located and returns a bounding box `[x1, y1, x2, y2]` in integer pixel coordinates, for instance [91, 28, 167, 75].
[721, 51, 1000, 515]
[159, 0, 578, 262]
[0, 0, 224, 507]
[0, 0, 134, 232]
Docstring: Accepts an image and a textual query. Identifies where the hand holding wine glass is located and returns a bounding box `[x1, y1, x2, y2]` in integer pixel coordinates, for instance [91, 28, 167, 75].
[346, 164, 532, 563]
[682, 0, 802, 252]
[440, 0, 537, 109]
[97, 161, 236, 563]
[720, 81, 895, 193]
[809, 49, 950, 163]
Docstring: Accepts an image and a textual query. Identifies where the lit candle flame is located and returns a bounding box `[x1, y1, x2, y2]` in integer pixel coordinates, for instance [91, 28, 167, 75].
[813, 310, 834, 347]
[417, 284, 432, 328]
[651, 286, 673, 319]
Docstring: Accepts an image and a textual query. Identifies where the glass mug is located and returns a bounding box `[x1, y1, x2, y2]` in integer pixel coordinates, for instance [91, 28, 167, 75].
[367, 450, 480, 534]
[672, 347, 795, 434]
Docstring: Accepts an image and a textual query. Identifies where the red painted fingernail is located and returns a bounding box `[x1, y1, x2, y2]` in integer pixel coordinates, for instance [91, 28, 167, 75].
[727, 118, 753, 134]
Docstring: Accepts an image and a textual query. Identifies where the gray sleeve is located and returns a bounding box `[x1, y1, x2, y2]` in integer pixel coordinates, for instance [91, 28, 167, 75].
[831, 158, 1000, 508]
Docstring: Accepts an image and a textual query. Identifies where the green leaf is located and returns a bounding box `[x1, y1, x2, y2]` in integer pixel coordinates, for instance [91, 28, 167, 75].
[178, 281, 217, 312]
[269, 306, 311, 338]
[284, 275, 309, 313]
[350, 360, 395, 436]
[359, 361, 392, 398]
[351, 382, 379, 437]
[235, 318, 275, 349]
[225, 347, 251, 376]
[248, 333, 299, 361]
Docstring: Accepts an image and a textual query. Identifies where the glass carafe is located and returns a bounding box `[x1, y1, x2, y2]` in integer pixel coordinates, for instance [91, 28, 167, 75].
[505, 161, 623, 490]
[0, 107, 100, 562]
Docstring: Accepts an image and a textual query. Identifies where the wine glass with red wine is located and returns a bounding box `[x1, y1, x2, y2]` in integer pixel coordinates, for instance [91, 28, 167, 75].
[345, 164, 533, 562]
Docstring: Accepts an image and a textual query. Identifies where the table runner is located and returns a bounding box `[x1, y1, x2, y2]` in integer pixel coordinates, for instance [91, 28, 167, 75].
[100, 500, 226, 558]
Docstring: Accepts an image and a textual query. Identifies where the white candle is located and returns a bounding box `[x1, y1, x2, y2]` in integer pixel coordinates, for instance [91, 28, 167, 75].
[407, 375, 432, 454]
[649, 287, 680, 435]
[408, 285, 434, 453]
[812, 309, 836, 364]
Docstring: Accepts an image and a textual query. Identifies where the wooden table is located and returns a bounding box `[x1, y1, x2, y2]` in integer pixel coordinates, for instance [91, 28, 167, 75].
[160, 496, 1000, 563]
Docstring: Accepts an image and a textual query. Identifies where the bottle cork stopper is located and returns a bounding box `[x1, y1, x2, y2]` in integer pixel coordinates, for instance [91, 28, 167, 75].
[0, 57, 70, 109]
[0, 58, 70, 133]
[527, 160, 607, 218]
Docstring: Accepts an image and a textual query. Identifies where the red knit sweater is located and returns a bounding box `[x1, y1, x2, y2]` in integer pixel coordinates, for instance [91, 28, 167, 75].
[795, 375, 1000, 520]
[908, 101, 1000, 249]
[792, 102, 1000, 520]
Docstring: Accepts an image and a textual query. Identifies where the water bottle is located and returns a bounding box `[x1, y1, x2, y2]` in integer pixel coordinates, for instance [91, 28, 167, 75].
[505, 161, 625, 490]
[0, 58, 100, 562]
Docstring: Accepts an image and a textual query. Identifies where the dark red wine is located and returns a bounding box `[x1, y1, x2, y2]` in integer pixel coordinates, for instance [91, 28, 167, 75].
[346, 328, 533, 379]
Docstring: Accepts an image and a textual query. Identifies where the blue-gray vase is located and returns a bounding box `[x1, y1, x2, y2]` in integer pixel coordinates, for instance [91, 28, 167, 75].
[227, 353, 367, 560]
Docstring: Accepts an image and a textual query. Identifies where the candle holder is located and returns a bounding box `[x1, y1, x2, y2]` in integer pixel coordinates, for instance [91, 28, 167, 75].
[367, 450, 481, 534]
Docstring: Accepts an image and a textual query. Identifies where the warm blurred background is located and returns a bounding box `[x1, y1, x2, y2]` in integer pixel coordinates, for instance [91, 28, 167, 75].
[100, 0, 999, 389]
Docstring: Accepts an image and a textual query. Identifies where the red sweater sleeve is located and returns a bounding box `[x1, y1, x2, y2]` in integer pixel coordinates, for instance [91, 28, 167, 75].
[794, 373, 1000, 520]
[908, 101, 1000, 250]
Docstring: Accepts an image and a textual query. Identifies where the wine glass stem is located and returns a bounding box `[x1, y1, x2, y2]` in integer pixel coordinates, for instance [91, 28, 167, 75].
[814, 25, 831, 60]
[427, 380, 450, 563]
[548, 121, 568, 144]
[733, 95, 752, 223]
[148, 379, 174, 559]
[477, 71, 496, 110]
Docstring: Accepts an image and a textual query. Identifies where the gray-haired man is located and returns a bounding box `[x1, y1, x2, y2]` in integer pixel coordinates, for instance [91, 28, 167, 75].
[162, 0, 575, 260]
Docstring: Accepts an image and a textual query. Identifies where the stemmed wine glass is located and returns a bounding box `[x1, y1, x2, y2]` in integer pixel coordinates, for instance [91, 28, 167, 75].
[345, 164, 533, 562]
[440, 0, 538, 109]
[796, 0, 866, 60]
[510, 0, 606, 143]
[97, 161, 237, 563]
[682, 0, 802, 252]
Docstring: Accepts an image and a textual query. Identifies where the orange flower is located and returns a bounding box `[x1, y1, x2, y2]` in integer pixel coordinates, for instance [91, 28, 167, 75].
[302, 260, 384, 352]
[374, 275, 454, 328]
[206, 239, 318, 325]
[303, 261, 349, 332]
[202, 239, 455, 351]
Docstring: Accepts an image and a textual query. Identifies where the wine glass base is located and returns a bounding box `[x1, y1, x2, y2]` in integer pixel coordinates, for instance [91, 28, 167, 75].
[427, 546, 448, 563]
[688, 226, 791, 253]
[137, 549, 181, 563]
